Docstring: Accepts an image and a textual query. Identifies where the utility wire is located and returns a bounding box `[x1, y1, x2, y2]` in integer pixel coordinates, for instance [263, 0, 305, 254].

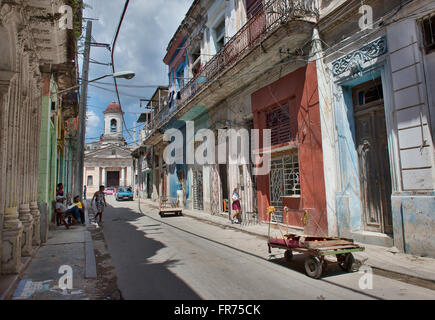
[111, 0, 133, 141]
[88, 83, 149, 99]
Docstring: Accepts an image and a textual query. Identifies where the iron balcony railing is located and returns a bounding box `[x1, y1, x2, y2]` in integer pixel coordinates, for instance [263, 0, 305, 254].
[144, 0, 319, 141]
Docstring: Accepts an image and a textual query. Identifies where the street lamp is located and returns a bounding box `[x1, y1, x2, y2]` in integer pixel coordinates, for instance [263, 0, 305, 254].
[53, 71, 135, 96]
[112, 70, 135, 80]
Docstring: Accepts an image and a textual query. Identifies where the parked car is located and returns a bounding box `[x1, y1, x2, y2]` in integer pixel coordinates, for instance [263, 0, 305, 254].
[104, 187, 115, 195]
[116, 187, 134, 201]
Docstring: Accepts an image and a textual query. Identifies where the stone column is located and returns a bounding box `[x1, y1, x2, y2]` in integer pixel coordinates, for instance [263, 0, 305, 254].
[2, 207, 23, 274]
[2, 75, 24, 274]
[102, 167, 106, 186]
[0, 71, 15, 274]
[18, 203, 33, 256]
[121, 167, 126, 186]
[30, 81, 42, 247]
[30, 202, 40, 246]
[16, 61, 33, 258]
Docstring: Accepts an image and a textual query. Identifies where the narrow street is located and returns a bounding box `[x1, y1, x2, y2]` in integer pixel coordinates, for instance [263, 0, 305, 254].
[98, 197, 435, 300]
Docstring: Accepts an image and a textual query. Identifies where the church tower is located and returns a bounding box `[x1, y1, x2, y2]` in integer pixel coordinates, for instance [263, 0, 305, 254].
[102, 101, 126, 146]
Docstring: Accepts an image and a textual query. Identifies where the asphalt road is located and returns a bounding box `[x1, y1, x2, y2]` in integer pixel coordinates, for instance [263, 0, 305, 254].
[97, 197, 435, 300]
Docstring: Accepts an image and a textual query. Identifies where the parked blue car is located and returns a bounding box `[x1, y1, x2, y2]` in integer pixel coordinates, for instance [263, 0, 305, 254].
[116, 187, 134, 201]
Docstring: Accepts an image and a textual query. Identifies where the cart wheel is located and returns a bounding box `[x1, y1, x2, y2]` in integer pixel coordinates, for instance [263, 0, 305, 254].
[337, 253, 355, 272]
[344, 253, 355, 272]
[284, 250, 293, 262]
[304, 256, 323, 279]
[337, 254, 346, 271]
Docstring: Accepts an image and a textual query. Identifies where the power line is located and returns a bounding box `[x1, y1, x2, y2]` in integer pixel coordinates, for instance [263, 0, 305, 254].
[88, 83, 147, 99]
[111, 0, 133, 142]
[87, 80, 164, 88]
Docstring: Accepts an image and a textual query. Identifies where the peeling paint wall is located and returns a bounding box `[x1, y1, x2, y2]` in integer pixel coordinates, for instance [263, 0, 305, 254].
[392, 195, 435, 257]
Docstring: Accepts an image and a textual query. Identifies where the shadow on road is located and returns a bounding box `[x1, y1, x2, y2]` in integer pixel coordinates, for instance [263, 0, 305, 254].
[100, 204, 202, 300]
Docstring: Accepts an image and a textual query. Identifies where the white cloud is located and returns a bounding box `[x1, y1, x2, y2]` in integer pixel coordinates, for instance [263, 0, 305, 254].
[86, 110, 101, 139]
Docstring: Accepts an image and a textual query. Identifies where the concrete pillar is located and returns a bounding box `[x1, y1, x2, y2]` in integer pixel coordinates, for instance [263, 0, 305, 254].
[2, 76, 24, 274]
[16, 62, 34, 258]
[30, 201, 41, 246]
[2, 207, 23, 274]
[27, 73, 43, 246]
[30, 78, 43, 247]
[18, 203, 33, 257]
[0, 72, 14, 274]
[8, 75, 19, 209]
[102, 167, 106, 186]
[37, 75, 52, 243]
[121, 167, 126, 186]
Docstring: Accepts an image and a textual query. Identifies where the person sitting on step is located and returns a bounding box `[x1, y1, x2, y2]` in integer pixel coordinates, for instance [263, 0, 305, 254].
[55, 195, 82, 228]
[71, 195, 86, 226]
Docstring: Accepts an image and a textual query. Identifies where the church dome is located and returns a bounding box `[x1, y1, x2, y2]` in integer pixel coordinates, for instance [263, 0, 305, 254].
[104, 101, 123, 113]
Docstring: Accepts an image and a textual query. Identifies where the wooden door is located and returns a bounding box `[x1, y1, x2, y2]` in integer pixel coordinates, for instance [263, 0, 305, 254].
[178, 169, 185, 205]
[161, 166, 167, 199]
[210, 165, 221, 214]
[107, 171, 120, 187]
[146, 172, 152, 199]
[353, 80, 393, 234]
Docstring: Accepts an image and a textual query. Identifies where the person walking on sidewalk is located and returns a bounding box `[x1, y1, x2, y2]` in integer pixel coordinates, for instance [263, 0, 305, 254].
[83, 185, 87, 200]
[92, 185, 106, 223]
[231, 188, 242, 224]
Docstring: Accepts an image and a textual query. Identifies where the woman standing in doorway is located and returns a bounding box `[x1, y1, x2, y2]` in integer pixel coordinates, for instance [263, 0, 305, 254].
[231, 188, 242, 224]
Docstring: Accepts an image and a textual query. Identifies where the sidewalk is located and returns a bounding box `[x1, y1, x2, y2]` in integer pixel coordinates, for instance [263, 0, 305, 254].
[140, 198, 435, 283]
[0, 205, 98, 300]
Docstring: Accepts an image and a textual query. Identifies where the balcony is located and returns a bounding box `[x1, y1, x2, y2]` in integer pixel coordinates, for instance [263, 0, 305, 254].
[144, 0, 319, 145]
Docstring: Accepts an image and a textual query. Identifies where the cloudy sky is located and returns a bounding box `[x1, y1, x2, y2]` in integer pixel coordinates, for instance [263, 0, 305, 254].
[82, 0, 193, 144]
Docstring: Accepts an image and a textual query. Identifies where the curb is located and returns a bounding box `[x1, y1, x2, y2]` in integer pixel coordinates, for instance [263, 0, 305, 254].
[84, 231, 97, 279]
[84, 200, 97, 279]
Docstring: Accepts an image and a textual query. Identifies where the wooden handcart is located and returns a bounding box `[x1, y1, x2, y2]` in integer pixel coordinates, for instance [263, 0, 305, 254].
[267, 207, 365, 279]
[159, 197, 183, 217]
